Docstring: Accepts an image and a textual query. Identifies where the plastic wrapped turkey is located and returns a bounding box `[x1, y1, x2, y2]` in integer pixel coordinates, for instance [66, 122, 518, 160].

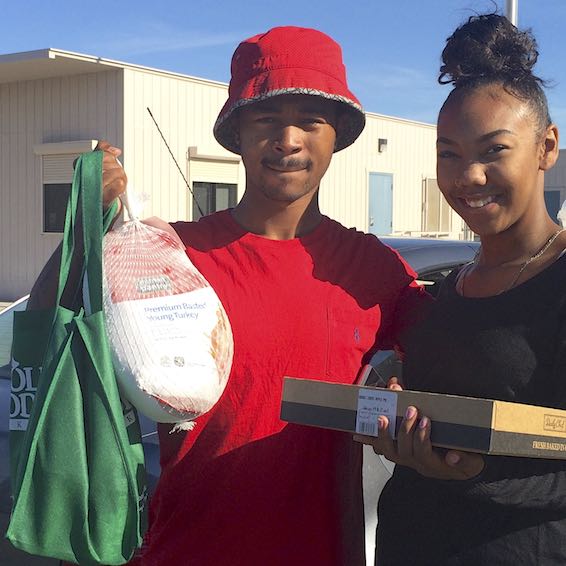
[102, 195, 233, 428]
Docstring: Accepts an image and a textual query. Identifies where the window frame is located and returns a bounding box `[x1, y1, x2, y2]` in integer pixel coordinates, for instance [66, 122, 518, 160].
[34, 141, 98, 235]
[191, 181, 238, 221]
[43, 182, 72, 233]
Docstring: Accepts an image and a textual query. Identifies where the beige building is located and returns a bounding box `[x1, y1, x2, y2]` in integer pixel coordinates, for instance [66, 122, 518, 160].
[1, 48, 470, 301]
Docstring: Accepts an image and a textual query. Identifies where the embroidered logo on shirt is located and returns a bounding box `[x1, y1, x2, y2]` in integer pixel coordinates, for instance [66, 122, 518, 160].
[354, 327, 361, 343]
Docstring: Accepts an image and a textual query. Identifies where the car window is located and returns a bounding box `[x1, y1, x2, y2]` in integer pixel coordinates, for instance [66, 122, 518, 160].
[416, 265, 465, 298]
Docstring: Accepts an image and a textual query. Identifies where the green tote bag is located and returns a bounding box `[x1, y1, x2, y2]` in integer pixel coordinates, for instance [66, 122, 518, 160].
[7, 151, 148, 565]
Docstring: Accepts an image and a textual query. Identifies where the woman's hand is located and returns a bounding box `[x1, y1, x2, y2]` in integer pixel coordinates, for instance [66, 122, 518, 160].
[354, 404, 485, 480]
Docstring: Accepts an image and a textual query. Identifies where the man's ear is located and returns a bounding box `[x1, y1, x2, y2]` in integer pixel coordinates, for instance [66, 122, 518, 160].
[540, 124, 560, 171]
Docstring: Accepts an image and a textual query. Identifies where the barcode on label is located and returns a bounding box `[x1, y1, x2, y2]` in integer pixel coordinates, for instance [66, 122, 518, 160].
[356, 387, 398, 438]
[358, 421, 377, 436]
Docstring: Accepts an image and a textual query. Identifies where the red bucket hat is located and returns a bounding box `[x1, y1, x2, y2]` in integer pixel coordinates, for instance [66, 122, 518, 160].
[213, 26, 366, 154]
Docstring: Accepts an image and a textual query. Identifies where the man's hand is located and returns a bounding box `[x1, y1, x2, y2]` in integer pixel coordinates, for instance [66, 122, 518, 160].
[28, 141, 128, 310]
[95, 140, 127, 209]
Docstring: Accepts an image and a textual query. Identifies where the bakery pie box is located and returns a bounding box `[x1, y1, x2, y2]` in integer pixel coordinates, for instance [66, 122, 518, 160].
[280, 372, 566, 459]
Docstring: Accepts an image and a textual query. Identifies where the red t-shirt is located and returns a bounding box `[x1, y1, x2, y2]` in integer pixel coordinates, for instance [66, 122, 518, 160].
[136, 211, 427, 566]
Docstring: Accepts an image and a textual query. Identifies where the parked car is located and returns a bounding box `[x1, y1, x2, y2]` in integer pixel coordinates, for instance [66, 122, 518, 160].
[0, 236, 478, 566]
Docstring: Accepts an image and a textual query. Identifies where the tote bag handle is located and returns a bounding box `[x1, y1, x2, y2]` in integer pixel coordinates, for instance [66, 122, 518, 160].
[55, 150, 117, 314]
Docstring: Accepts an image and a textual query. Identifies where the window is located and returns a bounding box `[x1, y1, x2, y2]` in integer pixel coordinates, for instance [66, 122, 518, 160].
[44, 183, 72, 232]
[192, 182, 237, 221]
[422, 178, 451, 234]
[34, 141, 97, 234]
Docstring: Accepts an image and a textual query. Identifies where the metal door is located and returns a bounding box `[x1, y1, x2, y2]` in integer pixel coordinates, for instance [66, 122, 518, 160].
[368, 172, 393, 235]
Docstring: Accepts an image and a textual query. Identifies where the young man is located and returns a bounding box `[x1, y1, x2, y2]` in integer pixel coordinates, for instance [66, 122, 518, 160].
[39, 26, 430, 566]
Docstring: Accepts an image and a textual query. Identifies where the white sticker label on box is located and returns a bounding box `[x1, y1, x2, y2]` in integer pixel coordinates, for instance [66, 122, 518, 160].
[355, 389, 398, 437]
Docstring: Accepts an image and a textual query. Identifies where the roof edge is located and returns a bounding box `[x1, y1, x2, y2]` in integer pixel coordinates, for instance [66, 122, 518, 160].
[365, 109, 435, 128]
[0, 47, 229, 89]
[0, 48, 55, 64]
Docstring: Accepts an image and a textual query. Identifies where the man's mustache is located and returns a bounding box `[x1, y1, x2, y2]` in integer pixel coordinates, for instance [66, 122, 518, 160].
[262, 158, 311, 170]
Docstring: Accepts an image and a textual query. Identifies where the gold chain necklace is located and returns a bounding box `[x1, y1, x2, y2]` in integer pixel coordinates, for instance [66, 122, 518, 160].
[460, 229, 565, 296]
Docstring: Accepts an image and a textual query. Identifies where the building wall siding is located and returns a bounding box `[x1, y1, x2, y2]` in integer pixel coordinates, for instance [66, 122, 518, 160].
[0, 70, 122, 300]
[120, 71, 452, 236]
[320, 113, 465, 236]
[122, 69, 243, 222]
[1, 65, 465, 300]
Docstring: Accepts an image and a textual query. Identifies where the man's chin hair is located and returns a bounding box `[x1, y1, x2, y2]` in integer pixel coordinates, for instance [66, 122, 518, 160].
[261, 184, 314, 203]
[267, 194, 306, 203]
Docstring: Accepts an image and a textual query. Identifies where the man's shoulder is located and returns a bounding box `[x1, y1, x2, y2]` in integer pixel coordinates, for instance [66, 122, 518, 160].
[324, 218, 399, 257]
[170, 210, 235, 249]
[317, 218, 417, 285]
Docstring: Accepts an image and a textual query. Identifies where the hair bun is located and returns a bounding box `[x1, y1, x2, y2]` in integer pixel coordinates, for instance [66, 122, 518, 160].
[439, 14, 540, 87]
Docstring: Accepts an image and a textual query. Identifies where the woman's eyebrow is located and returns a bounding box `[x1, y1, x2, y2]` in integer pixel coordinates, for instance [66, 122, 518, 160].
[477, 129, 515, 142]
[437, 129, 516, 145]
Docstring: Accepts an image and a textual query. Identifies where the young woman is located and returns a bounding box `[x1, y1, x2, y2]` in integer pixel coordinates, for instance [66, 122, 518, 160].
[361, 13, 566, 565]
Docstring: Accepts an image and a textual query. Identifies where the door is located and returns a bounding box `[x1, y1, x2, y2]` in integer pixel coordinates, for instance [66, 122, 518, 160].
[368, 172, 393, 236]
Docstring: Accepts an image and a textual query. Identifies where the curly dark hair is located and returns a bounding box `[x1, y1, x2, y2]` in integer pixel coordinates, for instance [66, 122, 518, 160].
[439, 13, 551, 133]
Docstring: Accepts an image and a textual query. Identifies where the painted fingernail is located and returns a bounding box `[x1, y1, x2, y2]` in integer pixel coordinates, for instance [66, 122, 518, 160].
[405, 406, 416, 420]
[419, 416, 429, 429]
[446, 452, 460, 466]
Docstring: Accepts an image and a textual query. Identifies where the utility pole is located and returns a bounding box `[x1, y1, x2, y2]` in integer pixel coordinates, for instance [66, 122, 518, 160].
[506, 0, 518, 26]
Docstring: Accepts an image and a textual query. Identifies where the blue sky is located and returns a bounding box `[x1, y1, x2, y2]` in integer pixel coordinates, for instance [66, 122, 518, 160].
[2, 0, 565, 143]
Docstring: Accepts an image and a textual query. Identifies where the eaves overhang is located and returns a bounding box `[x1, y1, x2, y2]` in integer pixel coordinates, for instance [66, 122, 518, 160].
[0, 48, 227, 88]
